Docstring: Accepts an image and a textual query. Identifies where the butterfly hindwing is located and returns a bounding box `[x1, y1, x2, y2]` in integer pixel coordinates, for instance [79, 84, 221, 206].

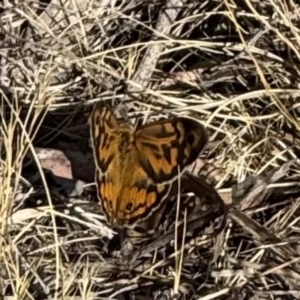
[113, 161, 173, 225]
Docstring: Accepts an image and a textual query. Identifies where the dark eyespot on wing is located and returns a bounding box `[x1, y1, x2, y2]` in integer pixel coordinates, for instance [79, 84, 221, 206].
[186, 132, 195, 144]
[120, 183, 159, 224]
[124, 182, 171, 225]
[125, 202, 133, 212]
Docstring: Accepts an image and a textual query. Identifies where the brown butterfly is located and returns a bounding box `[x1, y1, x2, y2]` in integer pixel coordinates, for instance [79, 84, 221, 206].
[90, 103, 208, 228]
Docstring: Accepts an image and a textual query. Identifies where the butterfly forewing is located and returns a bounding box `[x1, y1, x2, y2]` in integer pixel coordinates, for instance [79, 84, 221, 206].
[90, 105, 120, 173]
[134, 118, 208, 183]
[91, 106, 126, 222]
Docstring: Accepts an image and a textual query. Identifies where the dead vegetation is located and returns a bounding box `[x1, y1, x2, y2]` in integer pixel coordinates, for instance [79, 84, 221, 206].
[1, 0, 300, 299]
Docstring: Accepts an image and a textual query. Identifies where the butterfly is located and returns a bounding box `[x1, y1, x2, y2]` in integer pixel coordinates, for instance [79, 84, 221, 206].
[90, 103, 208, 228]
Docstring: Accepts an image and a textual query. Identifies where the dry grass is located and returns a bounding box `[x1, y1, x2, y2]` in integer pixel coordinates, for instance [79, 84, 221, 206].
[1, 0, 300, 299]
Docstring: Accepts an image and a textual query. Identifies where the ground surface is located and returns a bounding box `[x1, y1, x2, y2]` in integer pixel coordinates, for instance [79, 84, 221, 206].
[1, 1, 300, 299]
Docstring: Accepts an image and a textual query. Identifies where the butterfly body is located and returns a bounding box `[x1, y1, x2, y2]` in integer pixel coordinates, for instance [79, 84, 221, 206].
[90, 104, 208, 227]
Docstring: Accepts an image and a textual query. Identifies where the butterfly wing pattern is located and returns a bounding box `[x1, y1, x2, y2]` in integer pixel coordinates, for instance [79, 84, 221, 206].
[90, 103, 208, 227]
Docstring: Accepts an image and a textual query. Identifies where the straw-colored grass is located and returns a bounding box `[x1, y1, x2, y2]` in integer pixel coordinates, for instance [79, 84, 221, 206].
[1, 0, 300, 299]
